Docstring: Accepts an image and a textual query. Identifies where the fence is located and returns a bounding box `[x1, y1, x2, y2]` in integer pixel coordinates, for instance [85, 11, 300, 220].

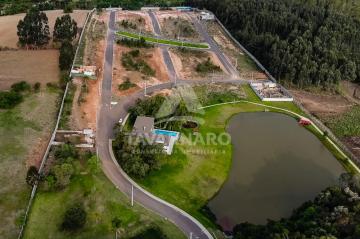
[207, 10, 360, 168]
[17, 8, 95, 239]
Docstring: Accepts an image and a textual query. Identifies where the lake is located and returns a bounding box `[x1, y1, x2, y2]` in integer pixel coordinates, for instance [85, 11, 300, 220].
[207, 112, 344, 231]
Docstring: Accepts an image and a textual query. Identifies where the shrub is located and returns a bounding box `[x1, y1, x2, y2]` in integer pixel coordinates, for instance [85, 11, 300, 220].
[118, 78, 136, 91]
[33, 82, 41, 92]
[62, 203, 86, 231]
[129, 49, 140, 57]
[54, 144, 78, 162]
[63, 4, 73, 13]
[0, 91, 23, 109]
[11, 81, 31, 92]
[196, 58, 221, 73]
[116, 37, 152, 48]
[26, 166, 39, 186]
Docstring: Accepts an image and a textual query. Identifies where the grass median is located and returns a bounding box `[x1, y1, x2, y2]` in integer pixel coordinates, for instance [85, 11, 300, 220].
[117, 31, 210, 49]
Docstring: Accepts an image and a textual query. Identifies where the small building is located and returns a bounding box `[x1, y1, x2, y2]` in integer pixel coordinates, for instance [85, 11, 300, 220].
[132, 116, 180, 155]
[71, 65, 97, 79]
[250, 81, 293, 102]
[199, 11, 215, 21]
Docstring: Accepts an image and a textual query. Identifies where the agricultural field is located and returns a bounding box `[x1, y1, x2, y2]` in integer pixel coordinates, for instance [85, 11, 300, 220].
[0, 10, 89, 49]
[0, 88, 59, 239]
[0, 50, 59, 90]
[169, 47, 226, 80]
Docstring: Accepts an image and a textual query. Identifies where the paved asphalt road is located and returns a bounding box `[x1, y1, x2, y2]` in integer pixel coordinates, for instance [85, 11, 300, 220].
[148, 10, 177, 81]
[188, 14, 239, 78]
[97, 10, 214, 239]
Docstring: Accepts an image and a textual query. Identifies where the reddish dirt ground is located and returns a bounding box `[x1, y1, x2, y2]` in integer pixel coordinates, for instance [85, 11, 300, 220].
[169, 48, 228, 80]
[117, 11, 154, 33]
[290, 90, 354, 118]
[112, 44, 169, 97]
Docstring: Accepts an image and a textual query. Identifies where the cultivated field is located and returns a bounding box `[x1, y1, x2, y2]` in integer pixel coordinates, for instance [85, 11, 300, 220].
[0, 50, 59, 90]
[0, 10, 89, 48]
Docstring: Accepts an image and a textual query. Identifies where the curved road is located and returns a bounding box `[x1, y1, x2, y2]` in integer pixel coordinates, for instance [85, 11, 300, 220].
[97, 10, 216, 239]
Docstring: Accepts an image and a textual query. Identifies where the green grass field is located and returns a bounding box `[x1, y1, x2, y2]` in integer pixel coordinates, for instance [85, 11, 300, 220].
[136, 84, 356, 229]
[23, 154, 185, 239]
[0, 89, 59, 239]
[117, 31, 210, 49]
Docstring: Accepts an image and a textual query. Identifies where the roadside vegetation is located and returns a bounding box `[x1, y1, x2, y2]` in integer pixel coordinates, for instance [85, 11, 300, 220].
[117, 37, 153, 48]
[23, 145, 185, 239]
[117, 31, 209, 49]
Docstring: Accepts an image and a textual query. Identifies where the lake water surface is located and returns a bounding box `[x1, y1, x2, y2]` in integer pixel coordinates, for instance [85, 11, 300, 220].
[208, 112, 344, 231]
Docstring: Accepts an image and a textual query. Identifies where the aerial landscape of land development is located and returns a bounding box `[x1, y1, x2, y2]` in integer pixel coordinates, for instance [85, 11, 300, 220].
[1, 0, 360, 238]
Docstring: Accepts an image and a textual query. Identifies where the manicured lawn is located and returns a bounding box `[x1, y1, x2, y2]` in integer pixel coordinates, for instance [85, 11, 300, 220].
[0, 89, 59, 238]
[117, 31, 210, 49]
[136, 84, 354, 228]
[23, 158, 185, 239]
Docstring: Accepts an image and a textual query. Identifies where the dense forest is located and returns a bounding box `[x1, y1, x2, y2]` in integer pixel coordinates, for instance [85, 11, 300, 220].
[0, 0, 185, 15]
[189, 0, 360, 89]
[231, 174, 360, 239]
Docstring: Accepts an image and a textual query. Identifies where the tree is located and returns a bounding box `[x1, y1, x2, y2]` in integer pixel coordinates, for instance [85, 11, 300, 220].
[59, 41, 75, 71]
[26, 166, 39, 186]
[17, 7, 50, 48]
[53, 163, 74, 188]
[62, 203, 87, 231]
[53, 14, 78, 43]
[0, 91, 23, 109]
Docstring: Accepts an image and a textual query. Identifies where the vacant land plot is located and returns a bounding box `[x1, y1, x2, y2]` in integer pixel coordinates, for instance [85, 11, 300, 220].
[0, 10, 89, 49]
[0, 50, 59, 90]
[23, 150, 185, 239]
[205, 21, 263, 77]
[169, 47, 226, 80]
[68, 12, 107, 131]
[156, 11, 202, 42]
[117, 11, 154, 33]
[291, 89, 360, 158]
[113, 45, 169, 97]
[0, 90, 59, 239]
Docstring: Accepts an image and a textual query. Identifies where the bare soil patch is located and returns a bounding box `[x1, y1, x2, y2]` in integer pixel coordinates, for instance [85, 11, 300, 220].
[156, 11, 202, 42]
[112, 44, 169, 97]
[205, 21, 262, 76]
[340, 81, 360, 105]
[0, 10, 89, 48]
[117, 11, 154, 33]
[0, 50, 59, 90]
[290, 90, 354, 118]
[169, 48, 227, 80]
[291, 89, 360, 159]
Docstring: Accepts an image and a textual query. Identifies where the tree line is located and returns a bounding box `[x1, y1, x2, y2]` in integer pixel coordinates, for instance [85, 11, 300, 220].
[17, 7, 77, 72]
[189, 0, 360, 89]
[231, 173, 360, 238]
